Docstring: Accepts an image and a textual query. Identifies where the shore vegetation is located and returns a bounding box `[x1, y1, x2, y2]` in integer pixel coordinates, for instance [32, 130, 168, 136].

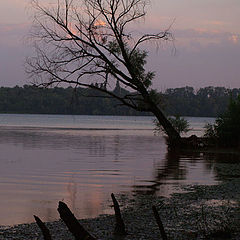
[204, 94, 240, 149]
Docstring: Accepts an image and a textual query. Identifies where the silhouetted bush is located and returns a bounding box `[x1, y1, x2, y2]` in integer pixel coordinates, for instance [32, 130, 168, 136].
[204, 94, 240, 148]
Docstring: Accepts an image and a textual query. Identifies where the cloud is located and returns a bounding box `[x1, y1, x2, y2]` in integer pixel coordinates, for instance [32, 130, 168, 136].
[0, 20, 239, 89]
[134, 23, 240, 51]
[0, 23, 29, 35]
[205, 20, 227, 26]
[0, 23, 30, 48]
[0, 45, 28, 87]
[0, 23, 31, 87]
[146, 33, 240, 89]
[229, 34, 239, 44]
[176, 28, 239, 40]
[171, 28, 240, 52]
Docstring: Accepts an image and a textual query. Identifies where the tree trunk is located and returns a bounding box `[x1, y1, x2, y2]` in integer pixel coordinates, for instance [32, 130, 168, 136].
[151, 103, 180, 141]
[140, 87, 181, 145]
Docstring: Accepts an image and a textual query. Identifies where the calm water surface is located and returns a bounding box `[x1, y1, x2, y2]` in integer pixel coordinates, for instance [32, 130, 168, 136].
[0, 114, 223, 226]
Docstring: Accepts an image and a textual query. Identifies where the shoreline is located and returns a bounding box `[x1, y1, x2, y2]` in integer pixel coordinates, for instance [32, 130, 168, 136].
[1, 163, 239, 240]
[1, 184, 239, 239]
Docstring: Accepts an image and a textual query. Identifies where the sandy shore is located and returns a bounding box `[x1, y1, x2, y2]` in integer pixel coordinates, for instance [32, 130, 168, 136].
[0, 162, 239, 240]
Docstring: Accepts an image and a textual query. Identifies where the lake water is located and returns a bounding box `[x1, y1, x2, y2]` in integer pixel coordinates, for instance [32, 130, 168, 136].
[0, 114, 220, 226]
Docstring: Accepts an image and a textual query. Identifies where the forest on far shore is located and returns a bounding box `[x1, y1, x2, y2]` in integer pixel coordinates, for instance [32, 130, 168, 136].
[0, 85, 239, 117]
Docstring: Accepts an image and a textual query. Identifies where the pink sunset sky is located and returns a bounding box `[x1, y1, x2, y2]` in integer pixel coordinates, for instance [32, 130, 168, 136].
[0, 0, 240, 90]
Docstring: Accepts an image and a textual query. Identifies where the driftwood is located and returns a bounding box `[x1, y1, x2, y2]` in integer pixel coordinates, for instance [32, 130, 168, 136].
[34, 215, 52, 240]
[152, 206, 168, 240]
[34, 196, 170, 240]
[111, 193, 127, 236]
[57, 201, 97, 240]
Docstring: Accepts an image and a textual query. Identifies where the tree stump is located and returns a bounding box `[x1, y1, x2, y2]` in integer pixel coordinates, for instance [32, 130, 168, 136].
[34, 215, 52, 240]
[57, 201, 97, 240]
[111, 193, 127, 236]
[152, 206, 168, 240]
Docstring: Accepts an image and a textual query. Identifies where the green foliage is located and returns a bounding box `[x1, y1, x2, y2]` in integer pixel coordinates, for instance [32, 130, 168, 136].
[107, 40, 154, 89]
[154, 115, 190, 135]
[128, 48, 154, 88]
[108, 41, 121, 55]
[149, 90, 163, 106]
[204, 94, 240, 147]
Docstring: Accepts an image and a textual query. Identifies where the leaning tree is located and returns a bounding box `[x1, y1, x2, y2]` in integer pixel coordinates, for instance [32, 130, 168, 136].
[27, 0, 181, 143]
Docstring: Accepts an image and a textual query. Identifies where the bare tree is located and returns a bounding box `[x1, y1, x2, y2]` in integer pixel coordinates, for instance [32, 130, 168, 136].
[27, 0, 180, 143]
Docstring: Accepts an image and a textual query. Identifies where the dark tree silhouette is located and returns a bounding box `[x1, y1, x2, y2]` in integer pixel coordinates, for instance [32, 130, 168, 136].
[27, 0, 180, 143]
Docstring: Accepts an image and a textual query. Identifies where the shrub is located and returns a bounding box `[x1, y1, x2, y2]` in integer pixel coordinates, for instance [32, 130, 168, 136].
[204, 94, 240, 148]
[154, 115, 190, 136]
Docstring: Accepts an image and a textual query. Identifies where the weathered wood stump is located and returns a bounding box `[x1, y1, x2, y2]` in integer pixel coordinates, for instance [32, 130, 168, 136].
[152, 206, 168, 240]
[34, 215, 52, 240]
[111, 193, 127, 236]
[33, 196, 171, 240]
[57, 201, 97, 240]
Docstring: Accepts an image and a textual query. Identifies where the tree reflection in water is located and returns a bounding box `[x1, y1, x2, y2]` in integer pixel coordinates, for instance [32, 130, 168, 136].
[132, 150, 240, 196]
[202, 151, 240, 181]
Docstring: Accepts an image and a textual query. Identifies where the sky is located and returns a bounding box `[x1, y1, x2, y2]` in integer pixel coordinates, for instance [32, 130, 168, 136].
[0, 0, 240, 90]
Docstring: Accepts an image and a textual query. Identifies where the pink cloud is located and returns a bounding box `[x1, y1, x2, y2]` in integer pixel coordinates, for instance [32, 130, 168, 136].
[229, 34, 239, 44]
[171, 28, 240, 51]
[205, 20, 227, 26]
[0, 23, 29, 35]
[0, 23, 30, 47]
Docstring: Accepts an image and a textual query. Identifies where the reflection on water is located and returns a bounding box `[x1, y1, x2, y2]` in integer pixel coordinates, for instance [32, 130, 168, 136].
[131, 150, 240, 196]
[0, 114, 232, 226]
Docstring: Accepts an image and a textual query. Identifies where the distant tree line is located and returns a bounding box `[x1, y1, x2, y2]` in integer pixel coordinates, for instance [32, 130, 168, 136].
[0, 85, 239, 117]
[162, 86, 240, 117]
[0, 83, 145, 116]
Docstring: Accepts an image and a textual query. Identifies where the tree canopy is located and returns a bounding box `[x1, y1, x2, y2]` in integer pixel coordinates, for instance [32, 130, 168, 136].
[27, 0, 180, 141]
